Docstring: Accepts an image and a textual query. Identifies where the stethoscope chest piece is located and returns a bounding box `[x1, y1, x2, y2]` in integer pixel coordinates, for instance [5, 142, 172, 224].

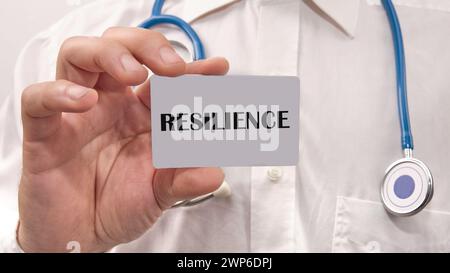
[381, 155, 433, 216]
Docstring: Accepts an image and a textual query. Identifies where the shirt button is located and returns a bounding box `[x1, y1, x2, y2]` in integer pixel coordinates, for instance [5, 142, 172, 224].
[267, 167, 283, 182]
[365, 241, 381, 253]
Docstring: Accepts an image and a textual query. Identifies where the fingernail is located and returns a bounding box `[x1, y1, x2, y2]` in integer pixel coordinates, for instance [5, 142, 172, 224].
[67, 86, 90, 100]
[159, 46, 183, 65]
[120, 54, 142, 72]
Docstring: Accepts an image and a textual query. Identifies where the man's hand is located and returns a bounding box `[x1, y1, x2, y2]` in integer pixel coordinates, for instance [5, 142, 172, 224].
[18, 27, 229, 252]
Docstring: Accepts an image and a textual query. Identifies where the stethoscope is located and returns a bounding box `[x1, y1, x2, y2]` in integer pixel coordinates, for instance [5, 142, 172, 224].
[139, 0, 433, 216]
[380, 0, 433, 216]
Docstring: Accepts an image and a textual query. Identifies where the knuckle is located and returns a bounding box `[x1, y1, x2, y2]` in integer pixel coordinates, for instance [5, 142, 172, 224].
[102, 27, 169, 46]
[21, 84, 37, 106]
[102, 26, 123, 37]
[21, 81, 70, 106]
[60, 36, 101, 54]
[146, 29, 168, 44]
[60, 36, 82, 54]
[53, 79, 71, 91]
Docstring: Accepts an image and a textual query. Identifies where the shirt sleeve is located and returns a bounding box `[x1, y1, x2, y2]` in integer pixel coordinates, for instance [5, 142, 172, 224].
[0, 208, 23, 253]
[0, 28, 55, 253]
[0, 91, 22, 253]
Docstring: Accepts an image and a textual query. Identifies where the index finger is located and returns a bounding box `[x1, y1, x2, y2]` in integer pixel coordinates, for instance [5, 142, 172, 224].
[102, 27, 188, 76]
[57, 28, 187, 87]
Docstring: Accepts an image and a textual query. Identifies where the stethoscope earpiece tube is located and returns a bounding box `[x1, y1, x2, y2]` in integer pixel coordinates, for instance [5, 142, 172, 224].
[139, 0, 206, 60]
[151, 0, 164, 16]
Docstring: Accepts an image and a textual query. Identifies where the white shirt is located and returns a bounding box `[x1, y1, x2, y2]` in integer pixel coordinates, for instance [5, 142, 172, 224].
[2, 0, 450, 253]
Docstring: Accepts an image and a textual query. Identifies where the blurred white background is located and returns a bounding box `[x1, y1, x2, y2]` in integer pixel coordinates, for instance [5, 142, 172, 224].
[0, 0, 96, 101]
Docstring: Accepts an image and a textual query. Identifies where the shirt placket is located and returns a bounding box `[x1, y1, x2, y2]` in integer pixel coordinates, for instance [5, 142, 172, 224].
[250, 0, 300, 252]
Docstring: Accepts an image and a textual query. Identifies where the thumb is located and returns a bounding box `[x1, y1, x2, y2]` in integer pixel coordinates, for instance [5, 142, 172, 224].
[21, 80, 98, 141]
[152, 167, 225, 210]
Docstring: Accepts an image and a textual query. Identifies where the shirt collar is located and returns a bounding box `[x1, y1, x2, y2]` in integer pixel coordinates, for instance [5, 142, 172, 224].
[183, 0, 360, 37]
[307, 0, 360, 38]
[183, 0, 240, 23]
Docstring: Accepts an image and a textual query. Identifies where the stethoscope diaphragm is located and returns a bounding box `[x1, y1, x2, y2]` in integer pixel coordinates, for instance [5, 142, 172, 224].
[381, 156, 433, 216]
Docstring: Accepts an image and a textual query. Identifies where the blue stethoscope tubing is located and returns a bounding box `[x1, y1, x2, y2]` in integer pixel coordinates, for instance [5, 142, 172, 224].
[382, 0, 413, 151]
[138, 0, 206, 61]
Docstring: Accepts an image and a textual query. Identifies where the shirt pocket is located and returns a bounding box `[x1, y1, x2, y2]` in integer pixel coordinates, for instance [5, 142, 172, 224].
[366, 0, 450, 12]
[332, 196, 450, 252]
